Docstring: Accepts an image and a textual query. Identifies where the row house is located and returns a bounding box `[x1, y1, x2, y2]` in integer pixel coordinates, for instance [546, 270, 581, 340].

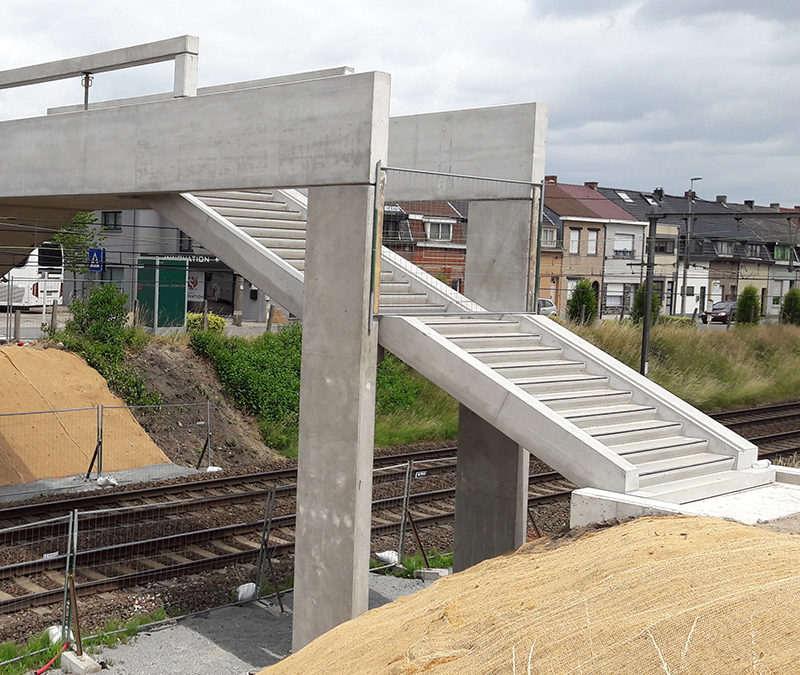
[382, 200, 467, 293]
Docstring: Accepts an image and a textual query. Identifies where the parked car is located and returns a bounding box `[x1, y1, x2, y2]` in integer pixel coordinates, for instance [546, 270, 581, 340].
[537, 298, 558, 316]
[700, 301, 736, 324]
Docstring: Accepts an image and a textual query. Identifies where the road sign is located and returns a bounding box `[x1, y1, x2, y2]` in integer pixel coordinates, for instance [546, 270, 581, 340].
[88, 248, 105, 272]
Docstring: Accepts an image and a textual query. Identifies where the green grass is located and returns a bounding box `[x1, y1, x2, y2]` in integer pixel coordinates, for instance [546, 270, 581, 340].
[372, 550, 453, 578]
[190, 326, 458, 455]
[569, 321, 800, 411]
[0, 608, 166, 674]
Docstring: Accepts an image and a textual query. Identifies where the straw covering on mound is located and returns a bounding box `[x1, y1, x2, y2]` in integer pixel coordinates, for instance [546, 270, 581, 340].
[0, 346, 169, 485]
[266, 515, 800, 673]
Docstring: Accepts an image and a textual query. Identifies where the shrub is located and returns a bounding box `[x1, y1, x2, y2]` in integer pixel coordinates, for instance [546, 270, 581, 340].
[736, 286, 761, 324]
[782, 288, 800, 325]
[658, 315, 695, 328]
[566, 279, 597, 324]
[58, 284, 161, 406]
[631, 283, 661, 324]
[187, 312, 225, 333]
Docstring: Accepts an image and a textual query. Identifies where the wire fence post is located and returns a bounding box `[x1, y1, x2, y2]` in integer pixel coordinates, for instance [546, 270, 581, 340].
[206, 400, 212, 468]
[98, 404, 104, 476]
[60, 510, 76, 642]
[398, 460, 413, 562]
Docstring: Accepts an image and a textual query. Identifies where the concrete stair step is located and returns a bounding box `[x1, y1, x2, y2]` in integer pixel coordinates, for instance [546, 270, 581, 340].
[561, 404, 657, 428]
[448, 333, 542, 349]
[379, 304, 448, 314]
[632, 468, 775, 504]
[211, 205, 300, 219]
[197, 197, 291, 211]
[379, 281, 412, 292]
[194, 190, 281, 203]
[247, 237, 307, 250]
[468, 346, 562, 364]
[637, 452, 735, 487]
[380, 270, 394, 281]
[422, 318, 521, 336]
[584, 419, 683, 445]
[611, 435, 710, 463]
[378, 293, 430, 305]
[229, 214, 306, 227]
[513, 373, 610, 394]
[236, 227, 307, 240]
[255, 246, 306, 260]
[540, 389, 633, 409]
[492, 360, 586, 378]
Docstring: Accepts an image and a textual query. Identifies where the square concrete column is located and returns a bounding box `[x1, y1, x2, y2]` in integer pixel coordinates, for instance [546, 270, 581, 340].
[455, 197, 540, 570]
[292, 184, 380, 650]
[454, 406, 529, 571]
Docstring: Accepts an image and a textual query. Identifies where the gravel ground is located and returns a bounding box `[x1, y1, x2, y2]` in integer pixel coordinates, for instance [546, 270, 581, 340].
[51, 573, 434, 674]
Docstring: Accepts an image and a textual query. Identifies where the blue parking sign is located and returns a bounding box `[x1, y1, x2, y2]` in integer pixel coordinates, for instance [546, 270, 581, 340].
[88, 248, 105, 272]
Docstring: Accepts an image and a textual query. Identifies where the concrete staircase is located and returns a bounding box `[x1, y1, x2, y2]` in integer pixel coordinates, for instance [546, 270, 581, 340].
[148, 189, 772, 505]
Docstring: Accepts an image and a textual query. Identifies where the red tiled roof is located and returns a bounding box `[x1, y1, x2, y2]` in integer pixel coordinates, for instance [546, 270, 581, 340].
[545, 183, 636, 221]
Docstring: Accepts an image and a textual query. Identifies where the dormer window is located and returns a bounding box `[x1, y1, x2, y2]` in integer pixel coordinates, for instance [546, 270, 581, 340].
[425, 219, 453, 242]
[715, 241, 733, 256]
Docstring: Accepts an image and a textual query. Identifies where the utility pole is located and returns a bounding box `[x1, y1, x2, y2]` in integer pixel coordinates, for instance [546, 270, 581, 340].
[641, 211, 662, 376]
[679, 176, 702, 316]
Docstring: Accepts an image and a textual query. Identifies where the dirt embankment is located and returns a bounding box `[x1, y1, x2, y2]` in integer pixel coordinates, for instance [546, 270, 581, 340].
[0, 346, 169, 485]
[125, 340, 286, 471]
[266, 515, 800, 674]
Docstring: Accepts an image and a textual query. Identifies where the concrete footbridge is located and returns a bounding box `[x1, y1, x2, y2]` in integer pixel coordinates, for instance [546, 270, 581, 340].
[0, 37, 785, 650]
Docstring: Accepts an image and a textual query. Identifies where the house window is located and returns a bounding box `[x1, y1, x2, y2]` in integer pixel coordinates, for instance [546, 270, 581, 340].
[179, 231, 193, 253]
[587, 230, 598, 255]
[616, 191, 634, 203]
[654, 238, 675, 254]
[101, 211, 122, 231]
[425, 221, 453, 242]
[613, 233, 635, 258]
[567, 278, 578, 299]
[541, 228, 557, 248]
[715, 241, 733, 256]
[747, 244, 762, 258]
[101, 265, 124, 291]
[569, 228, 580, 254]
[775, 245, 791, 261]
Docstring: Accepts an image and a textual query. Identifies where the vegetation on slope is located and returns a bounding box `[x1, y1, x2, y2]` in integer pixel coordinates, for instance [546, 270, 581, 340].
[190, 325, 457, 455]
[569, 320, 800, 411]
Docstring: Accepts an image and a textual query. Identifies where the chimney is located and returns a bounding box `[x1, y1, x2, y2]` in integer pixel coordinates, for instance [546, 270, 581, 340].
[744, 199, 755, 209]
[684, 190, 697, 200]
[545, 175, 557, 184]
[584, 181, 598, 190]
[653, 188, 664, 200]
[770, 202, 781, 209]
[716, 195, 727, 204]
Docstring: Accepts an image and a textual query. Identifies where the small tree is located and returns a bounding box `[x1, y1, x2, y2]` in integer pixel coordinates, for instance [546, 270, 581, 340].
[566, 279, 598, 324]
[630, 282, 661, 324]
[781, 287, 800, 325]
[51, 212, 102, 274]
[736, 286, 760, 324]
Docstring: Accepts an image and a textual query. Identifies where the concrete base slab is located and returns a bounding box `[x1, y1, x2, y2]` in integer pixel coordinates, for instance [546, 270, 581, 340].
[60, 651, 101, 674]
[413, 568, 451, 581]
[688, 482, 800, 525]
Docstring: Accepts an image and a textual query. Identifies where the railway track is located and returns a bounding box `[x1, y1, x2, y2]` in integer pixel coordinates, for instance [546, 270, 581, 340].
[3, 401, 800, 620]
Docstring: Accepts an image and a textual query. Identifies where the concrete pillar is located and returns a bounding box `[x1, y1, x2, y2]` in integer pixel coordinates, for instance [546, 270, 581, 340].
[232, 275, 244, 326]
[454, 406, 529, 572]
[454, 197, 539, 570]
[292, 184, 379, 650]
[173, 52, 198, 97]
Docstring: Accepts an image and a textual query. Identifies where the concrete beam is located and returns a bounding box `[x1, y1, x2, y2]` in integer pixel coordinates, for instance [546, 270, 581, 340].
[47, 67, 355, 115]
[0, 36, 199, 90]
[386, 102, 547, 200]
[0, 71, 390, 198]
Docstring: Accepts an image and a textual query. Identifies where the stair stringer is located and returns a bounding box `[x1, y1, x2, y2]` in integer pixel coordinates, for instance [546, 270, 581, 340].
[379, 315, 639, 493]
[518, 314, 758, 469]
[147, 193, 306, 317]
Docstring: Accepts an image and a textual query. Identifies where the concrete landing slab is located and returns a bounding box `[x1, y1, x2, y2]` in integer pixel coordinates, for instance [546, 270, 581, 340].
[691, 482, 800, 525]
[60, 651, 101, 674]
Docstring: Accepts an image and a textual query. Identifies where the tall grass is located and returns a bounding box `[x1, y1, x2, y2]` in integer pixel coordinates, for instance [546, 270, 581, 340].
[570, 321, 800, 411]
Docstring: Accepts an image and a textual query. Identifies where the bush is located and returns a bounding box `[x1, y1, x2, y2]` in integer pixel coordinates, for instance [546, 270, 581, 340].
[782, 288, 800, 325]
[58, 284, 161, 406]
[566, 279, 597, 324]
[658, 315, 695, 328]
[631, 283, 661, 324]
[736, 286, 761, 324]
[187, 312, 225, 333]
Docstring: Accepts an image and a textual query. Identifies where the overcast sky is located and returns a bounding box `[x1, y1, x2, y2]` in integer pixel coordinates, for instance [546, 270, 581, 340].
[1, 0, 797, 206]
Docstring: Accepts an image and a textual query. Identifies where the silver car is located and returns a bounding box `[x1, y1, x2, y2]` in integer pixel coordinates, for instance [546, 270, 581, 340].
[537, 298, 558, 316]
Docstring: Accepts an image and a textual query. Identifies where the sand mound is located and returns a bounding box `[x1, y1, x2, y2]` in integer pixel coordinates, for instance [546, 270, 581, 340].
[0, 346, 169, 485]
[267, 516, 800, 674]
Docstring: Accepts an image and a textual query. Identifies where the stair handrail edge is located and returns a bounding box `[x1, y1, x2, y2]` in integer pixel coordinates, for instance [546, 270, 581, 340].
[380, 246, 483, 313]
[276, 189, 308, 219]
[518, 314, 758, 469]
[379, 314, 639, 493]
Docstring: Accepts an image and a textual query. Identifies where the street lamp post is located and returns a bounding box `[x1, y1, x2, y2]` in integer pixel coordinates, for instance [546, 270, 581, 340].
[680, 176, 702, 316]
